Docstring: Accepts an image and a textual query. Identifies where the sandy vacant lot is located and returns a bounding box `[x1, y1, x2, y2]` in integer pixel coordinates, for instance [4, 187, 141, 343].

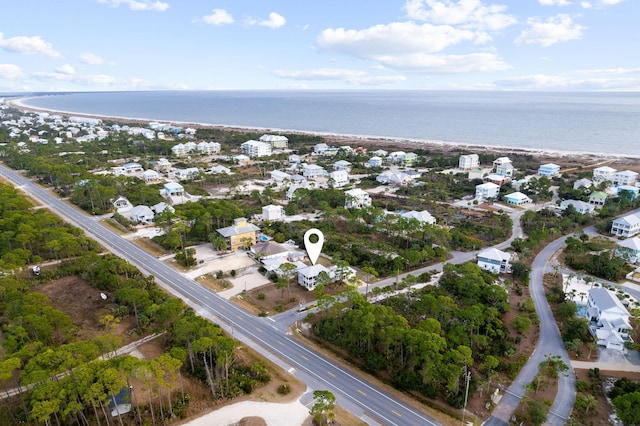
[182, 398, 311, 426]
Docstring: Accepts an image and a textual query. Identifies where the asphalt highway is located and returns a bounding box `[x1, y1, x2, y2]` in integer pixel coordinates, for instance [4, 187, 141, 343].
[0, 163, 441, 426]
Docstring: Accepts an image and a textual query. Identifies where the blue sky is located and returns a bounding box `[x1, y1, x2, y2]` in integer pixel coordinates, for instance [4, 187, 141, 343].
[0, 0, 637, 92]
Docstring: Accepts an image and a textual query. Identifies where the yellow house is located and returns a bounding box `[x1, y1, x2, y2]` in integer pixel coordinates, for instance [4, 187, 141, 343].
[216, 218, 260, 251]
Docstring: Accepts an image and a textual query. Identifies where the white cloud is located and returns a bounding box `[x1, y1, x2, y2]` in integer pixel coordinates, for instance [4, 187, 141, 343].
[259, 12, 286, 29]
[404, 0, 517, 31]
[56, 64, 76, 75]
[514, 14, 585, 46]
[202, 9, 234, 26]
[318, 21, 479, 57]
[80, 53, 106, 65]
[539, 0, 572, 5]
[273, 68, 406, 85]
[0, 64, 24, 80]
[97, 0, 169, 12]
[0, 33, 60, 58]
[375, 52, 510, 73]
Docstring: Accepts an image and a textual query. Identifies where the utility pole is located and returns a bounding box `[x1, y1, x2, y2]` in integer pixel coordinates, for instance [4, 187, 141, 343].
[462, 367, 472, 426]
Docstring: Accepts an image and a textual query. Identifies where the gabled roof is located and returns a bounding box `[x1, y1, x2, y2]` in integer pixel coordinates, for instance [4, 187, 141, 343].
[477, 248, 511, 262]
[217, 221, 260, 237]
[505, 191, 531, 201]
[613, 213, 640, 227]
[297, 264, 331, 278]
[401, 210, 435, 224]
[589, 288, 629, 316]
[618, 237, 640, 251]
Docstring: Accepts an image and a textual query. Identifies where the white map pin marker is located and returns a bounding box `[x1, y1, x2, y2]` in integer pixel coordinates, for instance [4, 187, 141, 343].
[304, 228, 324, 265]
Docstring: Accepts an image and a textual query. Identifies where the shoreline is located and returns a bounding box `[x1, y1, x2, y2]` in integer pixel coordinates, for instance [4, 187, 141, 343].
[6, 96, 640, 164]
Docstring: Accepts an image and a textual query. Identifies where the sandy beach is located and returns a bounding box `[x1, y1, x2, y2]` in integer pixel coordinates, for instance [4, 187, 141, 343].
[6, 96, 640, 167]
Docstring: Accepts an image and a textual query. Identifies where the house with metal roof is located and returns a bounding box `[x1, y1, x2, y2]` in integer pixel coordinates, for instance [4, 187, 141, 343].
[217, 218, 260, 251]
[586, 287, 632, 350]
[477, 248, 512, 273]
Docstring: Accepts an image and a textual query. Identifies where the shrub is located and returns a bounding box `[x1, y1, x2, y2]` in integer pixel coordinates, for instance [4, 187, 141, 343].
[257, 293, 266, 300]
[278, 384, 291, 395]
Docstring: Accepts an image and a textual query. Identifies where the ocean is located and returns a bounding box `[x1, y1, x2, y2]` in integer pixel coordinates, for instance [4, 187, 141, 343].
[20, 90, 640, 157]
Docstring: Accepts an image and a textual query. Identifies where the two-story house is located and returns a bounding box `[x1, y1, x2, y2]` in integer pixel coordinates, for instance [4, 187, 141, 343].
[216, 218, 260, 251]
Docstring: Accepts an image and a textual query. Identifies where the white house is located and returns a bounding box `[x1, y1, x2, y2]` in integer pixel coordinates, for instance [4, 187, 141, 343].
[538, 163, 561, 177]
[504, 191, 532, 205]
[344, 188, 372, 209]
[173, 167, 200, 181]
[613, 170, 638, 187]
[302, 164, 325, 179]
[611, 212, 640, 238]
[262, 204, 285, 222]
[197, 141, 221, 154]
[271, 170, 292, 185]
[560, 199, 596, 214]
[493, 157, 513, 177]
[329, 170, 349, 188]
[241, 140, 272, 158]
[297, 264, 334, 291]
[573, 178, 593, 190]
[586, 287, 632, 350]
[163, 182, 184, 197]
[123, 163, 143, 174]
[171, 143, 189, 156]
[387, 151, 406, 164]
[589, 191, 608, 207]
[333, 160, 352, 172]
[376, 170, 412, 186]
[208, 165, 231, 175]
[459, 154, 479, 171]
[401, 210, 436, 225]
[593, 166, 617, 183]
[130, 205, 155, 224]
[477, 248, 512, 274]
[259, 134, 288, 149]
[615, 237, 640, 263]
[113, 196, 132, 211]
[143, 169, 160, 182]
[475, 182, 500, 201]
[313, 143, 329, 155]
[368, 156, 383, 168]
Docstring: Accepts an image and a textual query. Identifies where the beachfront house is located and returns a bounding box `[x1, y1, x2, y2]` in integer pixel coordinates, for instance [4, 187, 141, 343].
[477, 248, 512, 274]
[241, 140, 272, 158]
[344, 188, 372, 209]
[259, 134, 288, 149]
[262, 204, 285, 222]
[593, 166, 617, 183]
[611, 212, 640, 238]
[475, 182, 500, 201]
[216, 218, 260, 251]
[615, 237, 640, 263]
[504, 191, 532, 205]
[493, 157, 513, 177]
[613, 170, 638, 187]
[538, 163, 561, 177]
[560, 199, 595, 215]
[459, 154, 479, 171]
[586, 287, 632, 351]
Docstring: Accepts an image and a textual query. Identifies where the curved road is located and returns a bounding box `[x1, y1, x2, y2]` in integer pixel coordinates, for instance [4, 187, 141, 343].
[0, 164, 442, 426]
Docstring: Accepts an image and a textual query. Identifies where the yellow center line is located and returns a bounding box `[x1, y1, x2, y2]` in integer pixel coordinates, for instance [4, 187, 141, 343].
[391, 410, 402, 417]
[327, 371, 336, 378]
[301, 354, 309, 361]
[357, 389, 366, 396]
[256, 327, 263, 333]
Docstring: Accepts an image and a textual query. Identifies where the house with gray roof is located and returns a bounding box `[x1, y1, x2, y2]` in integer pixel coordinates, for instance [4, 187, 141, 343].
[586, 287, 632, 350]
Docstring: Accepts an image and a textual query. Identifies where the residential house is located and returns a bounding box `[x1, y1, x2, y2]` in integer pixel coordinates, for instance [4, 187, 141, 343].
[197, 141, 221, 154]
[288, 154, 301, 165]
[333, 160, 352, 172]
[163, 182, 184, 197]
[112, 196, 132, 211]
[586, 288, 633, 350]
[302, 164, 325, 179]
[173, 167, 200, 181]
[593, 166, 617, 183]
[216, 218, 260, 251]
[262, 204, 285, 222]
[368, 156, 383, 168]
[208, 165, 231, 174]
[475, 182, 500, 200]
[376, 170, 412, 186]
[271, 170, 292, 186]
[313, 143, 329, 155]
[123, 163, 143, 174]
[233, 154, 250, 164]
[617, 185, 639, 200]
[485, 173, 510, 186]
[259, 134, 288, 149]
[251, 241, 290, 261]
[151, 202, 174, 215]
[373, 149, 388, 157]
[573, 178, 593, 191]
[477, 248, 512, 274]
[143, 169, 160, 182]
[615, 238, 640, 263]
[328, 170, 349, 188]
[154, 158, 172, 171]
[387, 151, 406, 164]
[344, 188, 372, 209]
[403, 152, 418, 166]
[297, 264, 334, 291]
[401, 210, 436, 225]
[613, 170, 638, 187]
[538, 163, 561, 177]
[493, 157, 513, 177]
[589, 191, 608, 207]
[611, 212, 640, 237]
[241, 140, 272, 158]
[560, 199, 596, 214]
[504, 192, 532, 205]
[130, 205, 155, 224]
[459, 154, 480, 171]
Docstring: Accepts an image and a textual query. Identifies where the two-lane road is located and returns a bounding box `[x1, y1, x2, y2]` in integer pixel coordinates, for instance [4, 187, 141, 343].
[0, 164, 442, 426]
